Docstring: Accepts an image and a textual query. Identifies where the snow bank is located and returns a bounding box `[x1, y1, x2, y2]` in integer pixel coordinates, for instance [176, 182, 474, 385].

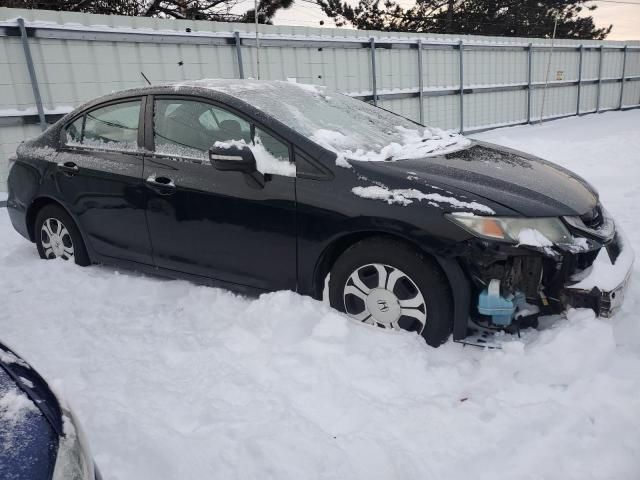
[0, 111, 639, 479]
[1, 215, 640, 479]
[352, 185, 495, 213]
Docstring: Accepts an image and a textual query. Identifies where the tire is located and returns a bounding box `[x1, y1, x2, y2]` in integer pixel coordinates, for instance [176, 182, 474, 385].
[328, 237, 453, 347]
[34, 204, 90, 266]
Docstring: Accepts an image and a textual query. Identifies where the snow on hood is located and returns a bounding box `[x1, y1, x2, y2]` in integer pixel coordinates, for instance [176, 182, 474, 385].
[0, 375, 39, 455]
[0, 387, 37, 426]
[313, 126, 472, 168]
[352, 185, 496, 214]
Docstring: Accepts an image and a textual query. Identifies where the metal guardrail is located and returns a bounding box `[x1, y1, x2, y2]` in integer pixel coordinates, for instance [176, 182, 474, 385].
[1, 19, 639, 134]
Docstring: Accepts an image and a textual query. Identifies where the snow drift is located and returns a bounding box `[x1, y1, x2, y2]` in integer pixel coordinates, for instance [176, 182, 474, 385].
[0, 110, 639, 479]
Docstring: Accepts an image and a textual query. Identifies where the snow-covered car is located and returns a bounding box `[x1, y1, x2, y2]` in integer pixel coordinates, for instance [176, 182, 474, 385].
[0, 342, 100, 480]
[6, 80, 634, 347]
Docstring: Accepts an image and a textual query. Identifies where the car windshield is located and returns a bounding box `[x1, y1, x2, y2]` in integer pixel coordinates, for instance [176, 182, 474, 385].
[174, 80, 471, 164]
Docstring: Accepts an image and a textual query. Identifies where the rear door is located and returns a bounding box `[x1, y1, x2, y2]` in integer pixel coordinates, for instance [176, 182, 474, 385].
[142, 96, 297, 291]
[56, 97, 152, 264]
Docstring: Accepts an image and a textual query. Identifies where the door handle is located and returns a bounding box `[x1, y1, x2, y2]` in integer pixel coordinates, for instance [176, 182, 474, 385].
[145, 175, 176, 195]
[57, 161, 79, 175]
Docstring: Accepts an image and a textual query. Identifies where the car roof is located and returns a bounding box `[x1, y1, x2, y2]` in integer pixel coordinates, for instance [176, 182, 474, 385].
[91, 78, 325, 106]
[58, 79, 332, 162]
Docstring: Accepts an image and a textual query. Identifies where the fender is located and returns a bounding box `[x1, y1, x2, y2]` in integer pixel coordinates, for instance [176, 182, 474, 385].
[433, 255, 471, 341]
[309, 230, 472, 341]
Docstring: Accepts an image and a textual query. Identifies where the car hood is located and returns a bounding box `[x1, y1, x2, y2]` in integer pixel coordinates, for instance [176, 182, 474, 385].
[348, 141, 598, 217]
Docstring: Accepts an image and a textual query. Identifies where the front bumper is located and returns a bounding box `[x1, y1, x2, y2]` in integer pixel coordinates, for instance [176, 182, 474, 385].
[460, 213, 634, 328]
[562, 229, 634, 317]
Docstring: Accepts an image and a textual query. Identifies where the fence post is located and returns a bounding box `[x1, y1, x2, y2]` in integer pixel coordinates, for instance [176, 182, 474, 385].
[417, 39, 424, 124]
[234, 32, 244, 79]
[370, 38, 378, 106]
[526, 43, 532, 124]
[17, 18, 47, 131]
[596, 45, 603, 113]
[458, 39, 464, 134]
[619, 45, 628, 109]
[576, 45, 583, 116]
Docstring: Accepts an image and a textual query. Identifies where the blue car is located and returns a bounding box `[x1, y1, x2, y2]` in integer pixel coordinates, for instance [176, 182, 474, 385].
[0, 342, 100, 480]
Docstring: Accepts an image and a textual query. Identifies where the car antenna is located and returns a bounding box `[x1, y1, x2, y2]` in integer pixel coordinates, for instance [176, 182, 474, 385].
[141, 72, 152, 86]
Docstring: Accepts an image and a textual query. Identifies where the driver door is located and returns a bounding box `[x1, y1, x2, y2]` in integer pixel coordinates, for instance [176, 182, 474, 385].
[143, 96, 297, 292]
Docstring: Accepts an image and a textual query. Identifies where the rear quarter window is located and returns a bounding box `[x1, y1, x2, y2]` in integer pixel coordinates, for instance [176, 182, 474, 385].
[66, 117, 83, 145]
[65, 100, 141, 151]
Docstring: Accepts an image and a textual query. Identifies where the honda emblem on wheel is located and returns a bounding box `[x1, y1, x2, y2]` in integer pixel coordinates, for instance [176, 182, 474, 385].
[377, 300, 389, 312]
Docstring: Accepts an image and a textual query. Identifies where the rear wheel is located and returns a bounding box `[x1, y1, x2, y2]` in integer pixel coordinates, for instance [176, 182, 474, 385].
[328, 237, 453, 347]
[34, 205, 90, 266]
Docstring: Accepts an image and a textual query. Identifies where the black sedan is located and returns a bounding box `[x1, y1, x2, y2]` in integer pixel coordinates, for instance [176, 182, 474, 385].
[0, 342, 99, 480]
[6, 80, 633, 346]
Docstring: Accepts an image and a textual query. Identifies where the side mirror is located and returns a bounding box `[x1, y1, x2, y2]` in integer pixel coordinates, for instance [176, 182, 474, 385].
[209, 144, 256, 173]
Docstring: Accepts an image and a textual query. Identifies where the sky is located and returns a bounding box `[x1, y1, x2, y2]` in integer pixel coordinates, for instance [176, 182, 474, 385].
[262, 0, 640, 41]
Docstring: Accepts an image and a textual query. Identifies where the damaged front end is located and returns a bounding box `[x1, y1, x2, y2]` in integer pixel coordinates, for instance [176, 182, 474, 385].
[448, 205, 634, 335]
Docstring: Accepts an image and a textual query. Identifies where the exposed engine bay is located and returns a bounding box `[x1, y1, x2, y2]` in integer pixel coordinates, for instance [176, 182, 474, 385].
[457, 205, 634, 342]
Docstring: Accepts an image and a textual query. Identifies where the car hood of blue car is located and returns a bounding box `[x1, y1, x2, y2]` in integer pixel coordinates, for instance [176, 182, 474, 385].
[1, 342, 64, 480]
[0, 342, 63, 435]
[348, 141, 599, 217]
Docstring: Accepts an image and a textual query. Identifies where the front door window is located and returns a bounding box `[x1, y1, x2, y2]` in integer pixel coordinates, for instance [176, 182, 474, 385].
[152, 98, 295, 176]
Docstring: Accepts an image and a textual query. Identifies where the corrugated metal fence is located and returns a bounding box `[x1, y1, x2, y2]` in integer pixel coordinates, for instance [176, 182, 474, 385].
[1, 7, 640, 190]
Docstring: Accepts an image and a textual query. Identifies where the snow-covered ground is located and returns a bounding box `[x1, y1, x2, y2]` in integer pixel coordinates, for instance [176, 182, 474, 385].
[0, 110, 639, 479]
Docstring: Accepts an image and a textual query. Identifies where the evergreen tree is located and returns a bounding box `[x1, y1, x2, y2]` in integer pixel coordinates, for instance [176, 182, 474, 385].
[0, 0, 293, 24]
[316, 0, 612, 39]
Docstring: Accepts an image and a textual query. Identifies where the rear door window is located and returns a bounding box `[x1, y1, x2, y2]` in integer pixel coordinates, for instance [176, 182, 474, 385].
[66, 100, 141, 151]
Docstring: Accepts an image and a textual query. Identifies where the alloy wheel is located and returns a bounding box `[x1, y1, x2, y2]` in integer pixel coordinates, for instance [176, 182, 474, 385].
[40, 218, 75, 260]
[343, 263, 427, 333]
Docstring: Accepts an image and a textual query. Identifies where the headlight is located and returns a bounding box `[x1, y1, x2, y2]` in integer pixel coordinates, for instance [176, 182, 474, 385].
[52, 408, 95, 480]
[446, 214, 572, 245]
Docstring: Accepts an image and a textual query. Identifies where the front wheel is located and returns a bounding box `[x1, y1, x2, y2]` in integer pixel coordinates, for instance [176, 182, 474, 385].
[328, 237, 453, 347]
[34, 205, 90, 266]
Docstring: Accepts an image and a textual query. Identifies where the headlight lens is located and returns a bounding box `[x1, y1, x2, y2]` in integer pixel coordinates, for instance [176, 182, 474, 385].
[446, 214, 572, 245]
[52, 408, 94, 480]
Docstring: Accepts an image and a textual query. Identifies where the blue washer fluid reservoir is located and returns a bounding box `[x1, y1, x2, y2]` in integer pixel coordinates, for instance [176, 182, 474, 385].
[478, 279, 517, 326]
